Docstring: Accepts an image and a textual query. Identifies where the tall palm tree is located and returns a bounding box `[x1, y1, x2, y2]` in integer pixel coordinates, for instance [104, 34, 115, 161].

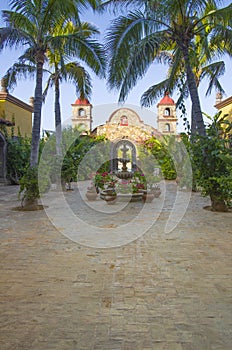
[3, 20, 105, 156]
[43, 21, 105, 156]
[105, 0, 232, 136]
[0, 0, 104, 167]
[140, 49, 226, 134]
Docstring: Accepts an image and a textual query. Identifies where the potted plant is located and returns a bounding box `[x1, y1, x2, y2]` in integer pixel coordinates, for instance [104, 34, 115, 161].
[103, 188, 117, 204]
[151, 183, 162, 198]
[145, 173, 162, 199]
[86, 185, 98, 201]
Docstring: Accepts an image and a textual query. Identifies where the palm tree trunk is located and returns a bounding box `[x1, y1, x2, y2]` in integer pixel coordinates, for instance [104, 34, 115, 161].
[182, 47, 206, 136]
[191, 105, 197, 135]
[54, 77, 62, 156]
[30, 59, 43, 167]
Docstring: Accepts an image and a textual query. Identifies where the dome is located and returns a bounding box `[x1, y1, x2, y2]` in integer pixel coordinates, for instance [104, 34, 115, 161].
[73, 98, 90, 105]
[157, 91, 175, 106]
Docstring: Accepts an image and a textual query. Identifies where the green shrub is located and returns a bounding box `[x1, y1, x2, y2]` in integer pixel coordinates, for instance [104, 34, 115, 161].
[192, 112, 232, 211]
[160, 156, 177, 180]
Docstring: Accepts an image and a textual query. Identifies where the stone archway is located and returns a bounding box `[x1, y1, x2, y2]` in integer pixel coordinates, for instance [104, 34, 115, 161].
[0, 132, 6, 182]
[110, 139, 137, 173]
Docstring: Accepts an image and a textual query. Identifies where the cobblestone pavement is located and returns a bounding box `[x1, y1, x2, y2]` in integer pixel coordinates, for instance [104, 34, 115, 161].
[0, 182, 231, 350]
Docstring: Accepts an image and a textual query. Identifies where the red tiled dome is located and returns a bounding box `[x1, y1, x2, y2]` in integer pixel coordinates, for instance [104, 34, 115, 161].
[74, 98, 90, 105]
[157, 91, 175, 106]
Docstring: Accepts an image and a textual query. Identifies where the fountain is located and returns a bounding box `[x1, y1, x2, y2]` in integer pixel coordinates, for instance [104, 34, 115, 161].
[115, 143, 133, 180]
[116, 158, 133, 179]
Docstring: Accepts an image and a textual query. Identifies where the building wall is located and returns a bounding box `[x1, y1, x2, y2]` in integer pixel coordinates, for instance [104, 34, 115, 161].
[96, 108, 161, 141]
[215, 96, 232, 124]
[97, 123, 160, 142]
[214, 96, 232, 134]
[219, 105, 232, 124]
[0, 94, 32, 137]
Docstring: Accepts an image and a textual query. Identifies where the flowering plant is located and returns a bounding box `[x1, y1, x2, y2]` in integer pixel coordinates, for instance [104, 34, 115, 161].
[116, 175, 146, 194]
[131, 182, 146, 193]
[130, 171, 147, 193]
[93, 172, 117, 190]
[116, 180, 133, 194]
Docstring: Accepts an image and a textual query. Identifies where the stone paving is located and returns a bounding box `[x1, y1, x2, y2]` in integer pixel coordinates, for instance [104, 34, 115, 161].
[0, 182, 231, 350]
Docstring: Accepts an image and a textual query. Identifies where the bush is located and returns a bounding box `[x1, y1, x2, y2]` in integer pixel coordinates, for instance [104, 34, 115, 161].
[6, 136, 31, 184]
[192, 112, 232, 211]
[160, 156, 177, 180]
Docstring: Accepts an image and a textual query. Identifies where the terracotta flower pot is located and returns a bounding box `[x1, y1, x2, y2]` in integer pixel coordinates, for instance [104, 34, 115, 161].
[86, 190, 98, 201]
[142, 192, 155, 203]
[104, 194, 117, 204]
[152, 188, 161, 198]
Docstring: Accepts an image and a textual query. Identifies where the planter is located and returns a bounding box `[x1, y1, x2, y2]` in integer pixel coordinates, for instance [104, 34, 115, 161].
[130, 193, 143, 202]
[142, 192, 155, 203]
[86, 190, 98, 201]
[152, 188, 161, 198]
[101, 189, 117, 204]
[117, 193, 143, 202]
[104, 194, 117, 204]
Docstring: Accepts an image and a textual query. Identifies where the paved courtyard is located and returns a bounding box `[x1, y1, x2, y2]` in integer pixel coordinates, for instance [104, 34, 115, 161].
[0, 182, 231, 349]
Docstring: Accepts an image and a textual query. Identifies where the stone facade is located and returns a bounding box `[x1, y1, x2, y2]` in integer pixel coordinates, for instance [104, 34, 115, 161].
[97, 108, 161, 141]
[71, 93, 177, 140]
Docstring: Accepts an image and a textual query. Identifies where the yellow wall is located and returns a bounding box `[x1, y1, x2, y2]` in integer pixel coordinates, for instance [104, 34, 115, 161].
[214, 97, 232, 137]
[219, 104, 232, 124]
[0, 97, 32, 137]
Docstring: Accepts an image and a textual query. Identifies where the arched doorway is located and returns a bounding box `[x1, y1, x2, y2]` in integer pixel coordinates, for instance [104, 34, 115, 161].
[0, 133, 6, 182]
[110, 139, 137, 173]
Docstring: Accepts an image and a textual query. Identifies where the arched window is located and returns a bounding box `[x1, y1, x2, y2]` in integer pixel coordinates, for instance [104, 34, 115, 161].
[120, 115, 128, 126]
[164, 108, 171, 116]
[78, 108, 85, 117]
[165, 123, 171, 132]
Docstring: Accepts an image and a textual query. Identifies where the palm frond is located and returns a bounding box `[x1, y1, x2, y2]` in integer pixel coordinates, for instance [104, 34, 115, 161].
[57, 34, 106, 78]
[200, 61, 225, 96]
[106, 11, 161, 94]
[62, 62, 92, 100]
[140, 79, 173, 107]
[42, 76, 54, 102]
[2, 62, 36, 92]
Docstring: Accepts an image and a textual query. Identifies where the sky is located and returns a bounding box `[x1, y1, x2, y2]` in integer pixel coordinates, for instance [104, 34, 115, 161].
[0, 0, 232, 133]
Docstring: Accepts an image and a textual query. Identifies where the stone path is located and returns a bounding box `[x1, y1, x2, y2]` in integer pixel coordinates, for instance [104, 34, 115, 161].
[0, 183, 231, 349]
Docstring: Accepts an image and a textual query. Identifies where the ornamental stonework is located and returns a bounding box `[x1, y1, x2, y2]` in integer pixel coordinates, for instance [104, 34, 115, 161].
[97, 124, 158, 142]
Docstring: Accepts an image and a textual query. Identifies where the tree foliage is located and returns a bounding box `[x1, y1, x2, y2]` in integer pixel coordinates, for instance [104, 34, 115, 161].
[191, 112, 232, 211]
[105, 0, 232, 136]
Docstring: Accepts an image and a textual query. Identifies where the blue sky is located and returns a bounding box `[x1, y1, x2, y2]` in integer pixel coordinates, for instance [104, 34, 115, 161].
[0, 0, 231, 132]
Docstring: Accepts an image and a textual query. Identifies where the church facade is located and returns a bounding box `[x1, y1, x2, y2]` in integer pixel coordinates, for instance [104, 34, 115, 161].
[71, 92, 177, 141]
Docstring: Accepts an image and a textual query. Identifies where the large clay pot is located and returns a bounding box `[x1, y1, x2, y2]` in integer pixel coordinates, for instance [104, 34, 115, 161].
[102, 189, 117, 204]
[86, 190, 98, 201]
[142, 192, 155, 203]
[152, 188, 161, 198]
[104, 194, 117, 204]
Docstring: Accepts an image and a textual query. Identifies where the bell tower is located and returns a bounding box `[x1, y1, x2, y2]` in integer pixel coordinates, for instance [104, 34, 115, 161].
[71, 98, 92, 132]
[157, 92, 177, 134]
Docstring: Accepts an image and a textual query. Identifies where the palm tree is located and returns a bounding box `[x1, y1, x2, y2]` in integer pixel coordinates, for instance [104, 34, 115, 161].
[43, 21, 105, 156]
[140, 49, 226, 134]
[0, 0, 104, 167]
[3, 20, 105, 157]
[105, 0, 232, 136]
